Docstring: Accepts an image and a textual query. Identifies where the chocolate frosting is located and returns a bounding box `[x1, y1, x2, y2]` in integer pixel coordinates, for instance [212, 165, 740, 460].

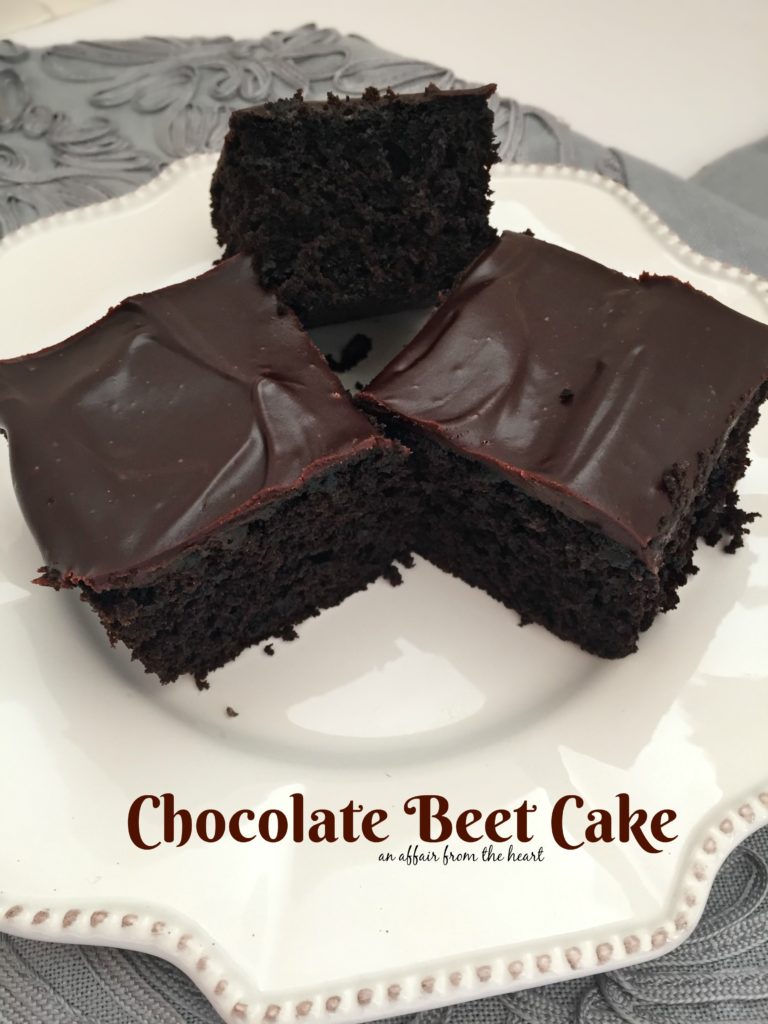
[0, 256, 387, 589]
[362, 231, 768, 566]
[231, 83, 498, 118]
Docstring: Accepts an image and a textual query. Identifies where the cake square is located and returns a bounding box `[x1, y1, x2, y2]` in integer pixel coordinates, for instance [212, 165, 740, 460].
[359, 230, 768, 658]
[210, 84, 499, 326]
[0, 256, 409, 683]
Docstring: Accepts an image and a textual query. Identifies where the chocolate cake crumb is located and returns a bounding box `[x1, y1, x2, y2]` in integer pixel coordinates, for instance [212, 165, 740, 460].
[195, 678, 210, 691]
[226, 706, 239, 718]
[383, 563, 404, 587]
[659, 461, 691, 513]
[559, 388, 574, 404]
[326, 334, 373, 374]
[703, 492, 760, 553]
[263, 643, 274, 656]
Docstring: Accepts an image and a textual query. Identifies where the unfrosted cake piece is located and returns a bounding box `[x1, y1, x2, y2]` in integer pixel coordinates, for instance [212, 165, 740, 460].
[210, 84, 498, 326]
[0, 256, 410, 684]
[359, 230, 768, 658]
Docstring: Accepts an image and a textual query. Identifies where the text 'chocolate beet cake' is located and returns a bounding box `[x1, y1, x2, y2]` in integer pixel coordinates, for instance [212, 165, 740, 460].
[210, 84, 498, 326]
[0, 257, 411, 683]
[359, 230, 768, 659]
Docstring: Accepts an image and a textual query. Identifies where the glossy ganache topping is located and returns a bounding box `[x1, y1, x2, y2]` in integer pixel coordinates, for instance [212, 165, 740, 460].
[0, 256, 386, 589]
[362, 230, 768, 565]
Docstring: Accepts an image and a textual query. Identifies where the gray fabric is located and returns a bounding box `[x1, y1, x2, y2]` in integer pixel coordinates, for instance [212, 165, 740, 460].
[0, 23, 767, 1024]
[693, 137, 768, 222]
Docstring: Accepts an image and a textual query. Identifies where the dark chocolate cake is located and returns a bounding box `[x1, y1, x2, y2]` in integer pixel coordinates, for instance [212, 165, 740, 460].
[210, 84, 498, 326]
[359, 230, 768, 658]
[0, 256, 411, 683]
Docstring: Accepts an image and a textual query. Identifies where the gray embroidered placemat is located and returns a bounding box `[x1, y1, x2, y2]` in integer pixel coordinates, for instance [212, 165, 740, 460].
[1, 24, 767, 1024]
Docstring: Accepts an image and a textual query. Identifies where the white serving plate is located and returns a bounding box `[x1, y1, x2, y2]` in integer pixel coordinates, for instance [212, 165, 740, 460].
[0, 156, 767, 1024]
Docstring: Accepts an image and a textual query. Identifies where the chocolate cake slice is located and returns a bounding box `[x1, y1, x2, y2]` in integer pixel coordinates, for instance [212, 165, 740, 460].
[210, 84, 498, 326]
[0, 256, 410, 684]
[359, 230, 768, 658]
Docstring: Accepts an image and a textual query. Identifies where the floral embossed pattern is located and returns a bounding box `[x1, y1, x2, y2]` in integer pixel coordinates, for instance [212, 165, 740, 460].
[0, 42, 159, 234]
[0, 25, 626, 238]
[39, 30, 353, 157]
